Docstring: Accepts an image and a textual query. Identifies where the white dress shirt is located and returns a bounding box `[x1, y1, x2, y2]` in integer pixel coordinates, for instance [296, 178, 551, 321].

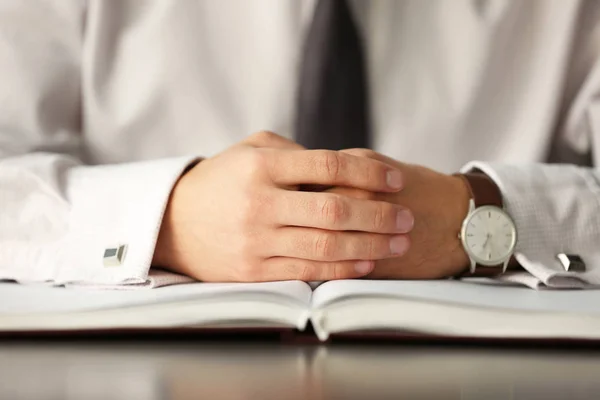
[1, 0, 600, 289]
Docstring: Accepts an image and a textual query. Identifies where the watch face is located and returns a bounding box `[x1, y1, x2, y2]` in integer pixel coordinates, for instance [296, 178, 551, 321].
[461, 206, 517, 266]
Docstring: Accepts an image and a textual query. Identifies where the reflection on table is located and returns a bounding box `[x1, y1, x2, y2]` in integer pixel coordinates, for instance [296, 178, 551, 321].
[1, 341, 599, 400]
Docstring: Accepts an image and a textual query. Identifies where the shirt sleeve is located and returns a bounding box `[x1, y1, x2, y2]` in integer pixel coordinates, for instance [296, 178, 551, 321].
[461, 161, 600, 289]
[0, 1, 197, 289]
[1, 154, 199, 287]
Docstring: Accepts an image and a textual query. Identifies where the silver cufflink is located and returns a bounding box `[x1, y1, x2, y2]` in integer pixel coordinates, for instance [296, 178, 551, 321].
[557, 253, 586, 272]
[103, 244, 128, 267]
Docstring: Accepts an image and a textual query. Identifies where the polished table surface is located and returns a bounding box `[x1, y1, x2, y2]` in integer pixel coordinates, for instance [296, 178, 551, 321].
[1, 340, 600, 399]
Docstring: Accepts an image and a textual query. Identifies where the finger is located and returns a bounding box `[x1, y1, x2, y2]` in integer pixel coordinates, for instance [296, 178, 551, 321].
[268, 227, 410, 261]
[323, 186, 374, 200]
[341, 148, 399, 166]
[269, 149, 404, 191]
[259, 257, 375, 281]
[275, 191, 414, 234]
[243, 131, 305, 150]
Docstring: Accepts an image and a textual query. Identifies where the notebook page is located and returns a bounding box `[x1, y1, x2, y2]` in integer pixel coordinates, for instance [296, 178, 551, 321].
[311, 279, 600, 314]
[0, 280, 312, 315]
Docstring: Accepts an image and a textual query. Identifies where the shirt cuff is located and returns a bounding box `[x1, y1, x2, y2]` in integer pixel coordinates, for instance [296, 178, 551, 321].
[64, 268, 196, 290]
[55, 156, 199, 287]
[461, 161, 599, 289]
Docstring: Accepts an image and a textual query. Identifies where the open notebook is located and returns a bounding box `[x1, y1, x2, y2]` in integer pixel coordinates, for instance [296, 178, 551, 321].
[2, 279, 600, 341]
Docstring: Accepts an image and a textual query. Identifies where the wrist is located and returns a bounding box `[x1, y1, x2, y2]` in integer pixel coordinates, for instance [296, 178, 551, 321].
[445, 175, 471, 276]
[152, 184, 179, 270]
[152, 162, 200, 275]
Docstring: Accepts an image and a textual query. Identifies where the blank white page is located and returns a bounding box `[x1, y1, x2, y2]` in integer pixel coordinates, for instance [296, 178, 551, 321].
[0, 280, 312, 315]
[311, 279, 600, 315]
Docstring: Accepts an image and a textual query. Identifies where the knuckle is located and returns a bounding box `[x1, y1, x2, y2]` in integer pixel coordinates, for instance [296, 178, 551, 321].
[244, 149, 274, 181]
[298, 264, 314, 281]
[253, 148, 271, 170]
[361, 149, 378, 159]
[320, 151, 343, 182]
[373, 203, 392, 231]
[331, 263, 349, 280]
[320, 195, 348, 226]
[365, 236, 380, 259]
[365, 239, 377, 260]
[249, 130, 279, 145]
[239, 203, 255, 228]
[244, 191, 274, 226]
[283, 261, 313, 281]
[314, 232, 337, 259]
[238, 234, 260, 260]
[365, 162, 379, 187]
[243, 149, 267, 173]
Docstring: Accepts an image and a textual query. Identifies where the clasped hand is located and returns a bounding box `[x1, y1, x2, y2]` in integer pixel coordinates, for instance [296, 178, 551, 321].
[153, 132, 470, 281]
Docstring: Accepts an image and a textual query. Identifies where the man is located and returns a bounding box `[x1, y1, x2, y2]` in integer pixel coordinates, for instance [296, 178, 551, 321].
[0, 0, 598, 289]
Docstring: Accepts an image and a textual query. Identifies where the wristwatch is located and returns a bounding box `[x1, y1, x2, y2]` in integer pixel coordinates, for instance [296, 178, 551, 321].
[456, 173, 518, 277]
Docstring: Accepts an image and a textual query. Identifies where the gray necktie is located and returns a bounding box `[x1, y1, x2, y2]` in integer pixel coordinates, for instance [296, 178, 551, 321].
[295, 0, 371, 150]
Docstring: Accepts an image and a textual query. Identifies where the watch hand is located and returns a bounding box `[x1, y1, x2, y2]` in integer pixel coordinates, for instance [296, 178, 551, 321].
[482, 233, 491, 249]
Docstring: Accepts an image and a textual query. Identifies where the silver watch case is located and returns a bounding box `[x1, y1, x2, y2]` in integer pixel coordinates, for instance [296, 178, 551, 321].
[458, 199, 517, 274]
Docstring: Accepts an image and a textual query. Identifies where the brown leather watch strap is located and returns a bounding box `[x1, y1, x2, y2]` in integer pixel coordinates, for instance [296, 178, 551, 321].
[459, 173, 503, 208]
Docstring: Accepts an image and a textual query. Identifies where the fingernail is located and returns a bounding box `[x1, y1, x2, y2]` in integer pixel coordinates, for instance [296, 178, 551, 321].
[386, 170, 403, 190]
[396, 209, 414, 232]
[390, 235, 410, 255]
[355, 261, 374, 274]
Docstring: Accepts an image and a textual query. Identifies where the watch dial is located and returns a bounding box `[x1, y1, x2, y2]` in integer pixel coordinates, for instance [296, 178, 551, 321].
[463, 207, 516, 264]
